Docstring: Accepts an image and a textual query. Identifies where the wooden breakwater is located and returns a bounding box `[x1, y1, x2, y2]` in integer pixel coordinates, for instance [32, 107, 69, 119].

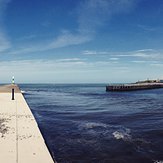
[0, 84, 55, 163]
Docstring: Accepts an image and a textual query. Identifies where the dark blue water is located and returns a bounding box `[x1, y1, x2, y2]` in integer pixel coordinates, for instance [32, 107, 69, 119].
[19, 84, 163, 163]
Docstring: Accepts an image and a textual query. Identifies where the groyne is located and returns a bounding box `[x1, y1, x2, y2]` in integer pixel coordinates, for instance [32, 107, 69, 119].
[106, 83, 163, 92]
[0, 84, 54, 163]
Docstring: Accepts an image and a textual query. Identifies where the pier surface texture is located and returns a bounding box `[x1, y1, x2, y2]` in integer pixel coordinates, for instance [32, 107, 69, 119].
[0, 84, 54, 163]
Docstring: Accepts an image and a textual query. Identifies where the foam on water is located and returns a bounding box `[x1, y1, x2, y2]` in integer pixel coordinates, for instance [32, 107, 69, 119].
[78, 121, 133, 142]
[78, 122, 108, 129]
[112, 127, 131, 141]
[112, 131, 130, 140]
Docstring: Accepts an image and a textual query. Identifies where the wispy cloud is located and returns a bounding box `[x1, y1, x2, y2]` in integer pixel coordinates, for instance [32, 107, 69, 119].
[78, 0, 136, 34]
[109, 57, 119, 61]
[8, 31, 92, 55]
[7, 46, 40, 55]
[53, 0, 137, 48]
[0, 32, 10, 52]
[150, 63, 163, 67]
[56, 58, 84, 62]
[83, 50, 97, 55]
[136, 49, 154, 52]
[83, 49, 163, 61]
[131, 60, 146, 63]
[7, 0, 137, 55]
[137, 24, 157, 32]
[48, 30, 91, 49]
[1, 58, 162, 83]
[16, 34, 37, 41]
[111, 49, 156, 59]
[0, 0, 11, 16]
[118, 49, 162, 60]
[83, 50, 108, 55]
[0, 58, 125, 73]
[0, 0, 11, 52]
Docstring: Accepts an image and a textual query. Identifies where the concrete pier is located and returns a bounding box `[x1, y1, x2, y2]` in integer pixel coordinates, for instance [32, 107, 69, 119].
[0, 84, 54, 163]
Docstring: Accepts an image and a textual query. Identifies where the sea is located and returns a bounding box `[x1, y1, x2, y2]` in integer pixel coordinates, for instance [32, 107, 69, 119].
[19, 84, 163, 163]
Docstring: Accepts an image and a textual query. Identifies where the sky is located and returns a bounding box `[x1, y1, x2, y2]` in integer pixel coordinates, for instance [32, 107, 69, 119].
[0, 0, 163, 83]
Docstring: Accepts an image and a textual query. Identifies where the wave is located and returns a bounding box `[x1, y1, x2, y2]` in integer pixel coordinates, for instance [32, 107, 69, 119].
[21, 90, 26, 94]
[78, 121, 132, 140]
[78, 122, 108, 130]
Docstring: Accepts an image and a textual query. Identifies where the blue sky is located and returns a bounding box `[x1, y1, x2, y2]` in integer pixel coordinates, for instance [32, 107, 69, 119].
[0, 0, 163, 83]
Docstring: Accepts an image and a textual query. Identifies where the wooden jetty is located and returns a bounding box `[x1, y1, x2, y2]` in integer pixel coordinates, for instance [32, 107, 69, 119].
[0, 84, 55, 163]
[106, 80, 163, 92]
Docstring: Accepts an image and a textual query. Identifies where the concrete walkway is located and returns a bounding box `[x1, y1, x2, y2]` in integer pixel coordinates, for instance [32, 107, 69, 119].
[0, 84, 54, 163]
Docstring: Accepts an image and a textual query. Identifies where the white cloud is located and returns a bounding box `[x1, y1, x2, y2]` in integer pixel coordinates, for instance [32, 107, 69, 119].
[0, 58, 162, 83]
[16, 34, 36, 41]
[0, 0, 11, 14]
[0, 32, 10, 52]
[56, 58, 84, 62]
[116, 51, 152, 58]
[83, 50, 97, 55]
[137, 24, 156, 32]
[131, 60, 146, 63]
[125, 49, 162, 60]
[0, 58, 125, 74]
[0, 0, 11, 52]
[83, 50, 108, 55]
[7, 46, 39, 55]
[150, 63, 163, 67]
[52, 0, 136, 49]
[110, 57, 119, 61]
[78, 0, 136, 34]
[131, 53, 149, 58]
[136, 49, 154, 52]
[6, 0, 137, 55]
[8, 31, 92, 55]
[48, 31, 91, 49]
[83, 49, 163, 61]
